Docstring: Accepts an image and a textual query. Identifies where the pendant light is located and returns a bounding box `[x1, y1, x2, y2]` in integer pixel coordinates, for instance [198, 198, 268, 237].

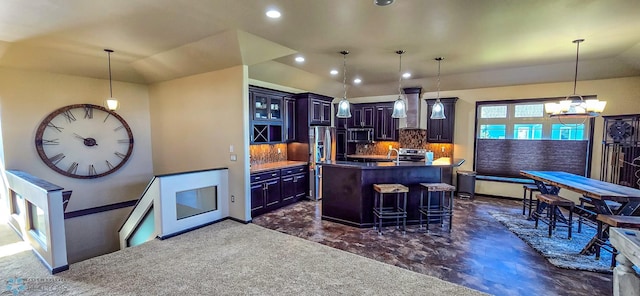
[544, 39, 606, 118]
[336, 50, 352, 118]
[104, 49, 119, 111]
[430, 57, 446, 120]
[392, 50, 407, 118]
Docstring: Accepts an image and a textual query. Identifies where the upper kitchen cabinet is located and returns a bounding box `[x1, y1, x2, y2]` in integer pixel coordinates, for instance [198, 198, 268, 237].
[425, 97, 458, 143]
[374, 103, 398, 141]
[294, 92, 335, 142]
[283, 97, 296, 142]
[249, 85, 294, 144]
[351, 104, 375, 128]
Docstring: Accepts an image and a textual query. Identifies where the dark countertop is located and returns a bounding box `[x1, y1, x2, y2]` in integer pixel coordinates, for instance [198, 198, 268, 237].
[345, 154, 392, 161]
[322, 158, 464, 169]
[250, 161, 308, 174]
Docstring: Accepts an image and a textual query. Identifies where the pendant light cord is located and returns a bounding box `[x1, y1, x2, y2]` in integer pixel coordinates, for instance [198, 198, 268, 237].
[343, 53, 347, 99]
[105, 49, 114, 98]
[397, 51, 403, 96]
[573, 40, 580, 95]
[436, 58, 442, 101]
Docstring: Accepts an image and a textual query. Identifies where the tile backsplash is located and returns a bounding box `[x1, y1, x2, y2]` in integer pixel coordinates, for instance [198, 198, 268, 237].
[250, 143, 288, 165]
[355, 141, 400, 155]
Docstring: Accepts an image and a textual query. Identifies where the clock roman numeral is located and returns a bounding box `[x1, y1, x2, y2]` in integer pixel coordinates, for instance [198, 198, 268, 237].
[49, 153, 65, 165]
[84, 106, 93, 119]
[67, 162, 78, 174]
[47, 122, 64, 132]
[88, 164, 96, 176]
[62, 110, 76, 123]
[105, 160, 114, 170]
[103, 113, 112, 123]
[114, 152, 126, 159]
[43, 139, 59, 145]
[113, 125, 124, 132]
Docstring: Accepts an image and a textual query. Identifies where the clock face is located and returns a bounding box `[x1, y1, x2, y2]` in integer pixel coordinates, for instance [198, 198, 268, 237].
[35, 104, 134, 179]
[608, 120, 634, 143]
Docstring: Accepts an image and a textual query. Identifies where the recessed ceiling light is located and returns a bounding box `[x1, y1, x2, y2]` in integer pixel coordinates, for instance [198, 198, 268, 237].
[374, 0, 394, 6]
[353, 78, 362, 84]
[266, 9, 281, 18]
[295, 56, 305, 63]
[402, 72, 411, 79]
[330, 69, 339, 75]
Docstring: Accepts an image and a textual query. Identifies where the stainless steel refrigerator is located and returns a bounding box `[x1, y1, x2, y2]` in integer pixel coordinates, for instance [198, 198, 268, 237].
[309, 126, 336, 201]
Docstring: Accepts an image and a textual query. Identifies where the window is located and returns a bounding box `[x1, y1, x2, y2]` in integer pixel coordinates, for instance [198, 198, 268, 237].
[474, 97, 595, 178]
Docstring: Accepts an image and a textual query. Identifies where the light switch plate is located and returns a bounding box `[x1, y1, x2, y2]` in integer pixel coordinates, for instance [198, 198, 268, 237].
[230, 154, 237, 161]
[229, 145, 234, 153]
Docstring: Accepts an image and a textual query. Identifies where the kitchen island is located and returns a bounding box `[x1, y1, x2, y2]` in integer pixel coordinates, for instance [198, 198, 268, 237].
[321, 158, 465, 228]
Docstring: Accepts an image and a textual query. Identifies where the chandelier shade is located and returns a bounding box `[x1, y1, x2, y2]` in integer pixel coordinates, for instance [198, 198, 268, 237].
[545, 39, 606, 118]
[392, 50, 407, 118]
[336, 50, 352, 118]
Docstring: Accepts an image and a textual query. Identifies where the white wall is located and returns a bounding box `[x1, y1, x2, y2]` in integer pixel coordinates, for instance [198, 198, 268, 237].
[0, 67, 154, 262]
[148, 65, 249, 222]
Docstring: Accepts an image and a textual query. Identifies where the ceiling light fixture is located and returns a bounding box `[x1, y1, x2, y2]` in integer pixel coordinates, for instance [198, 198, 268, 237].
[544, 39, 606, 118]
[430, 57, 446, 120]
[330, 69, 339, 75]
[266, 10, 281, 18]
[392, 50, 407, 118]
[402, 72, 411, 79]
[295, 56, 305, 63]
[353, 78, 362, 84]
[104, 49, 119, 111]
[374, 0, 394, 6]
[336, 50, 352, 118]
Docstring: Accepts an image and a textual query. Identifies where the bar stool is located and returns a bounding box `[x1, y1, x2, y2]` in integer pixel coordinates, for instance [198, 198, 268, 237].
[533, 194, 574, 239]
[418, 183, 456, 231]
[372, 184, 408, 235]
[522, 184, 539, 217]
[594, 215, 640, 267]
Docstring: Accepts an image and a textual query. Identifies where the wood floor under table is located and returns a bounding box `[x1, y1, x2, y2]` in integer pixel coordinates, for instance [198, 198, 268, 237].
[253, 196, 612, 296]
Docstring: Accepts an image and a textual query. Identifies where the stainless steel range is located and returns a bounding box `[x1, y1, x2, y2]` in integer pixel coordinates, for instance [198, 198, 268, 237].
[398, 148, 428, 162]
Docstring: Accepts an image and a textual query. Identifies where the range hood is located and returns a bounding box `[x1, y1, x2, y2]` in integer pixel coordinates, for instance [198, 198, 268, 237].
[400, 87, 424, 130]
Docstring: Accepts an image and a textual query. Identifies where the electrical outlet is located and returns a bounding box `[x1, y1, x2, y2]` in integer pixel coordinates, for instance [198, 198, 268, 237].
[229, 145, 234, 153]
[441, 146, 445, 152]
[277, 148, 281, 154]
[230, 154, 237, 161]
[231, 195, 235, 202]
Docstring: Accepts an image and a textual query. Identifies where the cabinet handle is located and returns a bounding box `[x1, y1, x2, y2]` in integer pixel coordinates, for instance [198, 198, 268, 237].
[271, 173, 278, 177]
[255, 176, 261, 180]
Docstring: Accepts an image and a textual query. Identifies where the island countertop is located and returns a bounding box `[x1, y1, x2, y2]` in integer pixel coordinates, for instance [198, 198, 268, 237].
[322, 157, 464, 168]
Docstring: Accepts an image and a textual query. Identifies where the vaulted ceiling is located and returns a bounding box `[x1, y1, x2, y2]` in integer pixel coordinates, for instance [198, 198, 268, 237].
[1, 0, 639, 98]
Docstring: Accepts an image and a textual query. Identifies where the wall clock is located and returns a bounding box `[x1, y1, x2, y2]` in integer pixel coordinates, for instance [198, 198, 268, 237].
[34, 104, 134, 179]
[607, 120, 634, 143]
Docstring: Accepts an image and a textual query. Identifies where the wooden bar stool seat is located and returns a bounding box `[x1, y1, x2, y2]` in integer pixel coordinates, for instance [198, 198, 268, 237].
[373, 183, 409, 235]
[533, 194, 574, 239]
[595, 215, 640, 267]
[418, 183, 456, 232]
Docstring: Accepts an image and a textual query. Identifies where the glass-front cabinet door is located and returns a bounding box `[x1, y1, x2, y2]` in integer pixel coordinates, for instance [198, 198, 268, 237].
[252, 93, 282, 122]
[269, 97, 282, 120]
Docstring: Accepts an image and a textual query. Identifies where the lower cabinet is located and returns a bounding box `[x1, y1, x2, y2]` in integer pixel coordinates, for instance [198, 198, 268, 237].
[251, 165, 308, 217]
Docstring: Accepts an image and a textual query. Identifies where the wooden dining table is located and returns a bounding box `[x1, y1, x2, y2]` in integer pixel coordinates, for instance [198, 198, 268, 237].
[520, 170, 640, 254]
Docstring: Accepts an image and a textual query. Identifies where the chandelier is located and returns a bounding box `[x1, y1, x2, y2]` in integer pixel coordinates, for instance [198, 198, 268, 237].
[545, 39, 606, 118]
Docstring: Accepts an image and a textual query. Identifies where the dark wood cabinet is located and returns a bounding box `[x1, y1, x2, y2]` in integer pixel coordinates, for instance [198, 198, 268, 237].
[284, 97, 296, 142]
[250, 169, 281, 217]
[251, 165, 308, 217]
[336, 129, 347, 161]
[294, 92, 334, 143]
[425, 98, 457, 143]
[249, 86, 294, 144]
[374, 103, 398, 141]
[352, 105, 375, 127]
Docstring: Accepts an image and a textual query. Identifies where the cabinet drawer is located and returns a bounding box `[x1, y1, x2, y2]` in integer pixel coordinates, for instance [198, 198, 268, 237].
[250, 170, 280, 183]
[281, 166, 306, 176]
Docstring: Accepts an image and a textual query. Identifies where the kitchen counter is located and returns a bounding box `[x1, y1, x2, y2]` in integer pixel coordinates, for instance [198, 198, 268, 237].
[321, 158, 464, 228]
[345, 154, 392, 162]
[250, 161, 308, 174]
[324, 158, 464, 168]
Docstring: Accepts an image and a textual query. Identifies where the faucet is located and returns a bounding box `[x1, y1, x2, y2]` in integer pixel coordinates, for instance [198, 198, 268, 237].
[387, 145, 400, 164]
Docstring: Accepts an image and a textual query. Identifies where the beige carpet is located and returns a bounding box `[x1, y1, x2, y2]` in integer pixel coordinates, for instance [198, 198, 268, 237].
[0, 220, 487, 295]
